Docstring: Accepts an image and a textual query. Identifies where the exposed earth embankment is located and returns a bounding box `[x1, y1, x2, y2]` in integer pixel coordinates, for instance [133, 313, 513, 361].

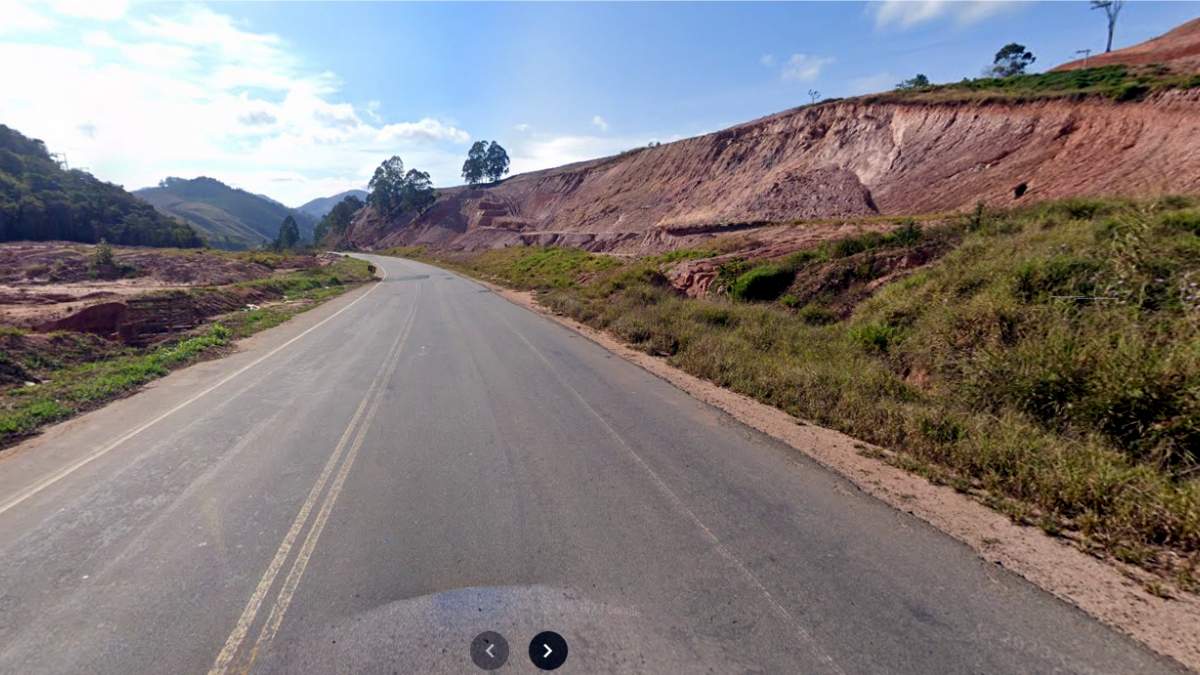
[346, 90, 1200, 254]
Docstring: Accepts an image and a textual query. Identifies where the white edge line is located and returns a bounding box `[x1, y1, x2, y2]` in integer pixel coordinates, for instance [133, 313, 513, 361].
[0, 261, 388, 518]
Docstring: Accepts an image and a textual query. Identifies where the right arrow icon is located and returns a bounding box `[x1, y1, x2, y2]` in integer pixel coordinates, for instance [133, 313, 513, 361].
[529, 631, 568, 670]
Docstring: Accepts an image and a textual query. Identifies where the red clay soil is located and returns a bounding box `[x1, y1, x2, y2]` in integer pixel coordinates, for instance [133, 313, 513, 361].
[1054, 17, 1200, 73]
[0, 243, 324, 344]
[0, 243, 275, 285]
[347, 88, 1200, 255]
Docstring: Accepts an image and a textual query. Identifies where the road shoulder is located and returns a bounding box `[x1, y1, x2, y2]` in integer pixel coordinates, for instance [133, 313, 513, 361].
[468, 273, 1200, 672]
[0, 279, 378, 506]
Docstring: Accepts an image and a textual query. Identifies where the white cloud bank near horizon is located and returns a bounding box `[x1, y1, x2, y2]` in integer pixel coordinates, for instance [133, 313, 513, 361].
[0, 2, 652, 205]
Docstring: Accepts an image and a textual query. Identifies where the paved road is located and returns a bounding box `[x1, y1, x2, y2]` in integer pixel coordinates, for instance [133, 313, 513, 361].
[0, 254, 1182, 674]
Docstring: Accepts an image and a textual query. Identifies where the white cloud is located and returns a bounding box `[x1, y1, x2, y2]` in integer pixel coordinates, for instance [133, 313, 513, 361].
[377, 118, 470, 144]
[759, 53, 776, 67]
[82, 29, 118, 48]
[0, 1, 57, 34]
[51, 0, 128, 21]
[781, 53, 834, 82]
[365, 100, 382, 123]
[870, 1, 1018, 30]
[848, 72, 896, 95]
[0, 5, 473, 204]
[591, 115, 609, 132]
[509, 133, 646, 175]
[514, 123, 531, 133]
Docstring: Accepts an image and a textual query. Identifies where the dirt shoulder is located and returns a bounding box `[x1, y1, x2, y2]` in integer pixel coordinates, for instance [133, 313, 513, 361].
[473, 276, 1200, 672]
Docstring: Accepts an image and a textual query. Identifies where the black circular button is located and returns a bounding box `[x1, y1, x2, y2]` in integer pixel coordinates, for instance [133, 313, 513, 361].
[528, 630, 568, 670]
[470, 631, 509, 670]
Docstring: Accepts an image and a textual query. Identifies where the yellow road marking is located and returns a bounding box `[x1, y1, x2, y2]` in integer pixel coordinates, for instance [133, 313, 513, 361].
[0, 263, 388, 519]
[209, 282, 418, 674]
[246, 301, 416, 667]
[206, 370, 378, 675]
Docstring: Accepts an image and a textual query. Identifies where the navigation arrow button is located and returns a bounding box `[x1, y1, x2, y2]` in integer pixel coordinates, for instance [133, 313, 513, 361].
[470, 631, 508, 671]
[529, 631, 568, 670]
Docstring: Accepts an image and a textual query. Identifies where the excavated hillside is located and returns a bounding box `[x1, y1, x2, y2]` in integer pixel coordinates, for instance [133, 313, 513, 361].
[347, 89, 1200, 255]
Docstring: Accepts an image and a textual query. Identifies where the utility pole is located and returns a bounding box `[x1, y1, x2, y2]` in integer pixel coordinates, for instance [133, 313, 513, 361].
[1075, 48, 1093, 68]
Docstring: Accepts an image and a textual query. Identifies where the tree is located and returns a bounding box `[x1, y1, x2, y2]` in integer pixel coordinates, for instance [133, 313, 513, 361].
[367, 156, 408, 215]
[807, 89, 821, 104]
[367, 156, 437, 217]
[1091, 0, 1124, 53]
[462, 141, 510, 185]
[462, 141, 488, 185]
[313, 194, 365, 244]
[895, 74, 931, 90]
[0, 124, 202, 248]
[990, 43, 1035, 78]
[484, 142, 510, 183]
[401, 168, 436, 213]
[274, 215, 300, 250]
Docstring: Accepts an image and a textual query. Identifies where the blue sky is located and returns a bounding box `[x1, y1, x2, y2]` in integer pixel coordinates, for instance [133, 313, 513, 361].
[1, 1, 1197, 205]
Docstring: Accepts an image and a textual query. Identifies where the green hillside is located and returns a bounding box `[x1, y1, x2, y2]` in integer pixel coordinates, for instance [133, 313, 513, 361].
[0, 125, 200, 248]
[297, 189, 368, 219]
[135, 177, 316, 250]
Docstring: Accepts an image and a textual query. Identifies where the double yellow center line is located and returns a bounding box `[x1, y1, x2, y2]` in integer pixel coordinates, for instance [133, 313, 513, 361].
[209, 287, 419, 675]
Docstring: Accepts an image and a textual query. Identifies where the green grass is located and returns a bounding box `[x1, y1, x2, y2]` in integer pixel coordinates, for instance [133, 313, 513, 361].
[729, 264, 794, 301]
[0, 255, 376, 446]
[871, 65, 1200, 104]
[395, 246, 623, 291]
[393, 196, 1200, 582]
[0, 324, 231, 438]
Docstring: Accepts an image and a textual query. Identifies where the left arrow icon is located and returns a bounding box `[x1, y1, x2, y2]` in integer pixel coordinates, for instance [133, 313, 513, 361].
[471, 631, 508, 670]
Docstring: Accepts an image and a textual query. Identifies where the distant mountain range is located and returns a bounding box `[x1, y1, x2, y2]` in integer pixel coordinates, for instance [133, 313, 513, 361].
[134, 177, 317, 250]
[296, 189, 368, 219]
[0, 124, 201, 248]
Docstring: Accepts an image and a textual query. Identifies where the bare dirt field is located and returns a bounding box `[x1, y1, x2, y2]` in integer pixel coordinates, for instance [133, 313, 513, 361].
[0, 242, 325, 342]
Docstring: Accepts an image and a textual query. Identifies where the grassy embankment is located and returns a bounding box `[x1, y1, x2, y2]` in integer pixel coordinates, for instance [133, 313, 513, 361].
[865, 64, 1200, 104]
[385, 197, 1200, 590]
[0, 255, 374, 446]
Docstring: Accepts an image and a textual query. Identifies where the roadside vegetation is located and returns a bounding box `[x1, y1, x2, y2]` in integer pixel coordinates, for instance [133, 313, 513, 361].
[390, 197, 1200, 588]
[0, 125, 202, 248]
[0, 255, 374, 447]
[875, 64, 1200, 104]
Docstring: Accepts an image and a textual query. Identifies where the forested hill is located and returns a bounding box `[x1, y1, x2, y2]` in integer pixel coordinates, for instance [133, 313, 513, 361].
[296, 189, 368, 219]
[0, 124, 201, 248]
[135, 177, 316, 250]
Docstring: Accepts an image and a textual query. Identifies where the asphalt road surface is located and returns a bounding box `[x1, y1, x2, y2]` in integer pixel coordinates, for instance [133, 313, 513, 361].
[0, 254, 1183, 674]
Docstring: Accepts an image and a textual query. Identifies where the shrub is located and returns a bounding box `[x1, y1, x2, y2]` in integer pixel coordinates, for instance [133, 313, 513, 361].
[796, 304, 837, 325]
[831, 237, 869, 258]
[691, 305, 738, 327]
[1012, 256, 1101, 302]
[784, 249, 826, 269]
[887, 220, 923, 246]
[849, 322, 901, 353]
[1158, 210, 1200, 235]
[1052, 198, 1111, 221]
[729, 264, 795, 302]
[1113, 83, 1150, 102]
